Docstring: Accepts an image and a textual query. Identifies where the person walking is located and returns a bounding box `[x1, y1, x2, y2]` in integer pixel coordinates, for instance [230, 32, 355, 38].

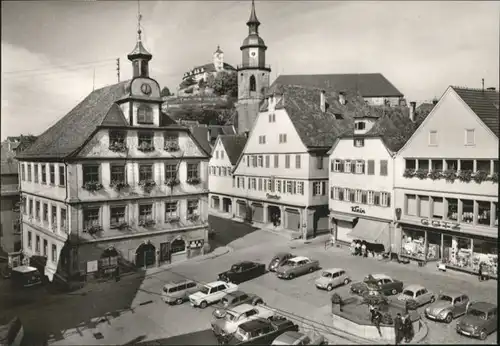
[403, 313, 413, 342]
[361, 243, 367, 258]
[350, 240, 356, 256]
[394, 313, 403, 345]
[478, 262, 483, 281]
[355, 242, 361, 256]
[372, 308, 382, 336]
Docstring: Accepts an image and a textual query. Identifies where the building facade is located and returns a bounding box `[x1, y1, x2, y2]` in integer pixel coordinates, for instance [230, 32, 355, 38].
[1, 146, 21, 256]
[327, 106, 425, 251]
[236, 0, 271, 135]
[394, 86, 498, 278]
[208, 134, 247, 215]
[17, 33, 210, 282]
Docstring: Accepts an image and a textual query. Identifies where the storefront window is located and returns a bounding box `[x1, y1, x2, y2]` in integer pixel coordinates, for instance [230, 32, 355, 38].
[476, 201, 491, 226]
[405, 159, 416, 170]
[455, 237, 472, 268]
[446, 198, 458, 221]
[418, 196, 430, 218]
[431, 197, 444, 219]
[442, 235, 453, 264]
[472, 239, 498, 277]
[461, 160, 473, 171]
[446, 159, 458, 171]
[426, 231, 441, 260]
[401, 228, 426, 260]
[417, 159, 429, 170]
[461, 199, 474, 223]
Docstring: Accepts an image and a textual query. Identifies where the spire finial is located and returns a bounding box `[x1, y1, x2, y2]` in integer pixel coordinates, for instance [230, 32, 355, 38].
[247, 0, 260, 28]
[137, 0, 142, 41]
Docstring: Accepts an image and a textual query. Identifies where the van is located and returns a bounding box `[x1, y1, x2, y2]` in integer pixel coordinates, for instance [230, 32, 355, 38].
[162, 280, 200, 305]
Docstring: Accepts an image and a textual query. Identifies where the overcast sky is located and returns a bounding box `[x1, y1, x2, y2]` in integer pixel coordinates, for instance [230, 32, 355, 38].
[1, 0, 499, 140]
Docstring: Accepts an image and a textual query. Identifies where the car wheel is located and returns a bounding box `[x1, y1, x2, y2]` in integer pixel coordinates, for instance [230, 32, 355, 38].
[391, 289, 397, 295]
[430, 296, 435, 303]
[176, 298, 183, 305]
[289, 273, 294, 279]
[327, 284, 333, 291]
[479, 329, 488, 340]
[200, 301, 208, 309]
[309, 267, 314, 273]
[445, 313, 453, 324]
[343, 278, 350, 285]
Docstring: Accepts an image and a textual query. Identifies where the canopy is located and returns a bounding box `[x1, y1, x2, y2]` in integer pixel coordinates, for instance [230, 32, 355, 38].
[347, 218, 390, 246]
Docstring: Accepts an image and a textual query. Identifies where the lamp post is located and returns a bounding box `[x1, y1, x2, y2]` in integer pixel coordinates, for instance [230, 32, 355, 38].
[394, 208, 402, 255]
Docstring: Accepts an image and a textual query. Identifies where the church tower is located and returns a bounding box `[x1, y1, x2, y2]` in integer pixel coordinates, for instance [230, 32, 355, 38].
[236, 0, 271, 134]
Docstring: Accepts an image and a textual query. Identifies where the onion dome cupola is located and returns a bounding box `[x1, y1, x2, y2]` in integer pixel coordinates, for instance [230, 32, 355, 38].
[127, 24, 152, 78]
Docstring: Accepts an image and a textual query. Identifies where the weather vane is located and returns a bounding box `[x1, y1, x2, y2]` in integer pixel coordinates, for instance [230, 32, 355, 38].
[137, 0, 142, 41]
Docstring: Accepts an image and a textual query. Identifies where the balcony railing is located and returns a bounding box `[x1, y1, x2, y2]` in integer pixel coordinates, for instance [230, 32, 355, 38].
[237, 64, 271, 70]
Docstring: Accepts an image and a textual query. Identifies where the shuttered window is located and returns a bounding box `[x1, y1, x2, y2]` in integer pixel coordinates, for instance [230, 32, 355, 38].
[367, 160, 375, 175]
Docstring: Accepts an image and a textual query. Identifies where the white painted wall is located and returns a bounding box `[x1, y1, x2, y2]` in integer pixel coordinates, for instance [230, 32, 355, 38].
[208, 138, 235, 197]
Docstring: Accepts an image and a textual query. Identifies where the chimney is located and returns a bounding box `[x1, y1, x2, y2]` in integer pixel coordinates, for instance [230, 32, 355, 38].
[486, 87, 496, 91]
[339, 92, 346, 105]
[244, 131, 249, 138]
[320, 90, 326, 112]
[432, 98, 438, 105]
[409, 102, 416, 122]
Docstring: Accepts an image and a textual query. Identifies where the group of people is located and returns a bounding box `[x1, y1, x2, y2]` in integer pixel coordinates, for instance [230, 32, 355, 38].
[270, 213, 281, 228]
[350, 240, 375, 258]
[478, 262, 490, 281]
[394, 312, 414, 344]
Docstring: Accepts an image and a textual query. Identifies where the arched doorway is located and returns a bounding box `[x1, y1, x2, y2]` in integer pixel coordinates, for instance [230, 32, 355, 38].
[170, 238, 187, 263]
[135, 242, 156, 268]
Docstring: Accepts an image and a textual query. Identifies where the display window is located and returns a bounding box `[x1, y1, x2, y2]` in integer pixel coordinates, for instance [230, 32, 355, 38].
[426, 231, 441, 260]
[460, 199, 474, 223]
[401, 228, 426, 260]
[476, 201, 491, 226]
[446, 198, 458, 221]
[472, 239, 498, 277]
[454, 237, 472, 268]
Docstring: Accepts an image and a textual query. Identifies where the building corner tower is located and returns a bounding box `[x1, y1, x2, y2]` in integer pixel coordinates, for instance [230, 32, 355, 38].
[236, 0, 271, 134]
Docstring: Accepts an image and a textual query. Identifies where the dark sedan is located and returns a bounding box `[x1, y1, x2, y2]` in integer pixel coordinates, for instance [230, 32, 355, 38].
[218, 261, 266, 284]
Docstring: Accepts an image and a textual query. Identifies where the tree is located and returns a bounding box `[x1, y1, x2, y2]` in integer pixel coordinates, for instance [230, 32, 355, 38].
[198, 78, 206, 89]
[160, 87, 172, 97]
[206, 71, 237, 97]
[179, 76, 196, 90]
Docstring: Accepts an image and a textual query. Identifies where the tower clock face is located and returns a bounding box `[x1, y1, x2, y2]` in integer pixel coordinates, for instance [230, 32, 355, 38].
[249, 49, 258, 59]
[141, 83, 152, 95]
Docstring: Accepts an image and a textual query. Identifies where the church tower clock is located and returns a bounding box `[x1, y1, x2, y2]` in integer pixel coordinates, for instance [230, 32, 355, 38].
[236, 0, 271, 134]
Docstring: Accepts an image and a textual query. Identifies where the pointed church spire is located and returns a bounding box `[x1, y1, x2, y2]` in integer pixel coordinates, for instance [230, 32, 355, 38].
[246, 0, 260, 34]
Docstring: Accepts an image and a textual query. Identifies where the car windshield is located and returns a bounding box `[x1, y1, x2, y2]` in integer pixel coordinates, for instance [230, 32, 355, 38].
[467, 309, 487, 320]
[231, 265, 240, 271]
[225, 312, 237, 321]
[402, 290, 414, 297]
[439, 295, 453, 303]
[322, 272, 332, 278]
[200, 286, 209, 294]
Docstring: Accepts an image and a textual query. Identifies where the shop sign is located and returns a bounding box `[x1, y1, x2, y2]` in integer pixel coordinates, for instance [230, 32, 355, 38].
[266, 193, 281, 200]
[421, 219, 460, 230]
[87, 260, 98, 273]
[351, 206, 366, 214]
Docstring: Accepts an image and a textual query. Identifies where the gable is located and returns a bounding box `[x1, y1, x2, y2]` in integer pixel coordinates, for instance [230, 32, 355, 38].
[209, 138, 232, 166]
[399, 87, 499, 158]
[101, 104, 129, 127]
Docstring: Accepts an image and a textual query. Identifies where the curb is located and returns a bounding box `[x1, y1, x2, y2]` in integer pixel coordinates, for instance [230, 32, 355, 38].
[409, 319, 429, 344]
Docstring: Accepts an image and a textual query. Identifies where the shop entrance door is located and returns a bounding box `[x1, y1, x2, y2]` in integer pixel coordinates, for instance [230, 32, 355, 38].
[160, 242, 171, 263]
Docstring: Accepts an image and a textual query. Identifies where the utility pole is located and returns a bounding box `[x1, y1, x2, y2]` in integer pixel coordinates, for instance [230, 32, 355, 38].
[92, 68, 95, 91]
[117, 58, 120, 82]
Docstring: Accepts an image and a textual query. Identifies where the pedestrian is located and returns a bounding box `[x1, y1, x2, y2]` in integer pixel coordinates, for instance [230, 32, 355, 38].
[114, 267, 120, 282]
[369, 304, 376, 322]
[350, 240, 356, 256]
[394, 313, 403, 345]
[403, 313, 413, 342]
[478, 262, 484, 281]
[361, 243, 367, 258]
[372, 309, 382, 336]
[355, 242, 361, 256]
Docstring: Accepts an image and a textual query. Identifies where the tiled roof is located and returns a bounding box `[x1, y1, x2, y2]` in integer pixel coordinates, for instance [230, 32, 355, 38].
[208, 125, 236, 141]
[219, 135, 247, 165]
[365, 106, 430, 152]
[190, 127, 212, 155]
[416, 103, 435, 114]
[17, 80, 132, 159]
[452, 87, 499, 137]
[272, 74, 404, 98]
[264, 84, 393, 148]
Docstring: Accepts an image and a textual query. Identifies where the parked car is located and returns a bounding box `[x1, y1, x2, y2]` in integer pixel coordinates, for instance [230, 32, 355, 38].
[350, 274, 403, 296]
[221, 316, 299, 345]
[276, 256, 320, 280]
[272, 331, 328, 345]
[212, 303, 275, 337]
[456, 302, 497, 340]
[213, 291, 265, 319]
[269, 253, 295, 272]
[189, 281, 238, 309]
[219, 261, 266, 284]
[161, 279, 200, 305]
[315, 268, 350, 291]
[397, 284, 435, 309]
[425, 292, 470, 323]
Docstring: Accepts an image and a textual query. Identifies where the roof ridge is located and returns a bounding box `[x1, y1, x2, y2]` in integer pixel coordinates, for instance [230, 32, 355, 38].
[452, 85, 498, 92]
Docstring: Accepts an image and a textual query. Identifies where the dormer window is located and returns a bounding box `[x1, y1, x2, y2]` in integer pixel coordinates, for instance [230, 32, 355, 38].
[354, 138, 365, 147]
[137, 105, 153, 124]
[355, 122, 366, 131]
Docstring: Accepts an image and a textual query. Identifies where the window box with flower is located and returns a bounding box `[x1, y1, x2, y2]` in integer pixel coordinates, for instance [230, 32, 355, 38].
[84, 225, 103, 235]
[442, 169, 457, 182]
[165, 216, 180, 223]
[403, 169, 416, 178]
[458, 170, 473, 183]
[187, 214, 199, 222]
[489, 172, 498, 184]
[414, 169, 429, 180]
[110, 180, 129, 191]
[111, 222, 129, 230]
[473, 170, 489, 184]
[164, 141, 180, 152]
[137, 141, 155, 152]
[428, 170, 442, 181]
[138, 219, 156, 227]
[83, 181, 103, 192]
[109, 141, 128, 153]
[186, 177, 200, 185]
[139, 179, 156, 193]
[165, 178, 180, 187]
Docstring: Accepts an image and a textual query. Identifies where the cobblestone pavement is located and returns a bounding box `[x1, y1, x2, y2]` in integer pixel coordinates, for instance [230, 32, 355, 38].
[48, 225, 496, 345]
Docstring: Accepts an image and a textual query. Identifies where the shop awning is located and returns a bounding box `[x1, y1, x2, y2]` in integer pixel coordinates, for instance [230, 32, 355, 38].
[330, 212, 357, 223]
[347, 218, 389, 245]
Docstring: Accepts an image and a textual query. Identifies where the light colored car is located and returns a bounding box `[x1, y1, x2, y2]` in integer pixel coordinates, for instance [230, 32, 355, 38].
[425, 292, 470, 323]
[211, 303, 275, 337]
[397, 284, 435, 308]
[213, 290, 264, 319]
[161, 279, 200, 305]
[189, 280, 238, 309]
[276, 256, 320, 280]
[315, 268, 350, 291]
[272, 331, 328, 345]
